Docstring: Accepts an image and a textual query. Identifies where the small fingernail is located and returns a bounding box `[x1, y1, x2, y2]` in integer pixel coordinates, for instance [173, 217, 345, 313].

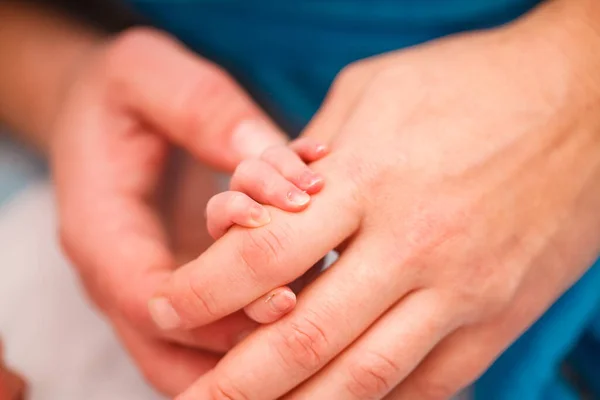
[249, 205, 271, 227]
[287, 190, 310, 206]
[267, 291, 296, 313]
[300, 172, 324, 189]
[232, 120, 283, 158]
[315, 144, 329, 155]
[148, 297, 181, 330]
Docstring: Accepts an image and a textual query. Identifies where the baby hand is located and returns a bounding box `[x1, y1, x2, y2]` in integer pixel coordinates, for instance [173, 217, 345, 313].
[205, 138, 329, 324]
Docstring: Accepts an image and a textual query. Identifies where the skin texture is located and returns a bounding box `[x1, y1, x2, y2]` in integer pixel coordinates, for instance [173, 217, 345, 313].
[1, 3, 296, 394]
[206, 139, 329, 324]
[1, 4, 328, 394]
[48, 28, 294, 395]
[145, 0, 600, 398]
[3, 0, 600, 398]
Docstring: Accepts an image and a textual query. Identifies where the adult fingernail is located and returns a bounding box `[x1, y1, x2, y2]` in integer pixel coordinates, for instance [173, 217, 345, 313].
[267, 291, 296, 313]
[287, 190, 310, 206]
[248, 205, 271, 227]
[232, 120, 284, 158]
[148, 297, 181, 330]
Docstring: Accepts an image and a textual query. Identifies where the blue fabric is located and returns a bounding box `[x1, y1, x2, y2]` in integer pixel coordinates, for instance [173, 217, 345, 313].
[123, 1, 600, 398]
[477, 260, 600, 399]
[127, 0, 540, 134]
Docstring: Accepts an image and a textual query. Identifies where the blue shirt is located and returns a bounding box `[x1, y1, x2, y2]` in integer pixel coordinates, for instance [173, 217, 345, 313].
[124, 2, 600, 399]
[126, 0, 541, 134]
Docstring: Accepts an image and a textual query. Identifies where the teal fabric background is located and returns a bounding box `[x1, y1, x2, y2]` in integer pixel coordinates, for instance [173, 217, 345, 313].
[127, 0, 541, 134]
[124, 1, 600, 398]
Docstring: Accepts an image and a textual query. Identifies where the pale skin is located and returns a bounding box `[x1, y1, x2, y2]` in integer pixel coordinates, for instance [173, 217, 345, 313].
[202, 137, 330, 324]
[0, 2, 330, 394]
[0, 2, 297, 395]
[146, 0, 600, 398]
[3, 0, 600, 399]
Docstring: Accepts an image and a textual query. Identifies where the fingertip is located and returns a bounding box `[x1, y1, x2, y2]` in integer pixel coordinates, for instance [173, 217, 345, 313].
[314, 144, 330, 158]
[244, 288, 297, 324]
[247, 204, 271, 227]
[267, 290, 297, 314]
[298, 172, 325, 194]
[290, 138, 330, 161]
[286, 189, 311, 208]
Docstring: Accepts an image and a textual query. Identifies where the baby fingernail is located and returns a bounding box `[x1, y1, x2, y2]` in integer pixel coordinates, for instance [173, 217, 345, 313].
[268, 291, 296, 313]
[287, 190, 310, 206]
[301, 172, 324, 189]
[315, 144, 329, 155]
[148, 297, 181, 330]
[249, 205, 271, 226]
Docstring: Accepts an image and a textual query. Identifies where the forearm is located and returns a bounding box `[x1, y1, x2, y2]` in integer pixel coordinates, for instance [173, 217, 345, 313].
[0, 2, 103, 152]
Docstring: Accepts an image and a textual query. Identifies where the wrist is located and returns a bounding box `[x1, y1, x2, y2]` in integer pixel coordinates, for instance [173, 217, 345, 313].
[507, 0, 600, 113]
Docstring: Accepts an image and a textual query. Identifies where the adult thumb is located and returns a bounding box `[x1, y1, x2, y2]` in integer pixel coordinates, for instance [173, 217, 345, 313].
[108, 28, 286, 171]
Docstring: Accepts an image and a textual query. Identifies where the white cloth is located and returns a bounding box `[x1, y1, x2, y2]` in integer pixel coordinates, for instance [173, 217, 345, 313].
[0, 182, 164, 400]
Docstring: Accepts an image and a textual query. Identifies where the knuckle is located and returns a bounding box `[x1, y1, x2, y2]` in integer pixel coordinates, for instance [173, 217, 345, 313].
[188, 275, 222, 320]
[452, 270, 517, 318]
[273, 313, 329, 372]
[346, 351, 401, 399]
[237, 224, 291, 279]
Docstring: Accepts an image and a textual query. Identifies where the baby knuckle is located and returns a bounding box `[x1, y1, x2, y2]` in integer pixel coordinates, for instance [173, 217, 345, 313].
[346, 351, 401, 399]
[274, 315, 329, 372]
[238, 224, 293, 278]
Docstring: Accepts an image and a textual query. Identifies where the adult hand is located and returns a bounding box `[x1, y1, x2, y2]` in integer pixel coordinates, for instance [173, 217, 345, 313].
[50, 27, 286, 395]
[152, 1, 600, 398]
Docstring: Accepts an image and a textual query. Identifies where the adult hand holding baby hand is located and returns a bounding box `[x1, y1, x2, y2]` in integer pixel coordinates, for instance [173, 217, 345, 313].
[50, 27, 287, 395]
[153, 1, 600, 398]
